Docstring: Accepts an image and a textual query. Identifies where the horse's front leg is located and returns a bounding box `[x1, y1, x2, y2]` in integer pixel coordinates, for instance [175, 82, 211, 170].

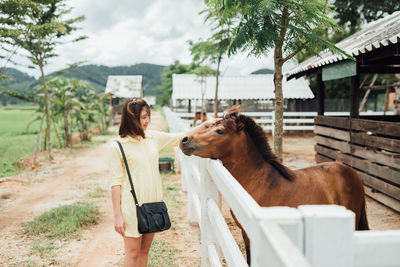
[242, 230, 250, 265]
[230, 210, 251, 265]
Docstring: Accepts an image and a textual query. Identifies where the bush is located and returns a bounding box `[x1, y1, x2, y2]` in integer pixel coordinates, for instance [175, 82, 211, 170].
[25, 202, 99, 239]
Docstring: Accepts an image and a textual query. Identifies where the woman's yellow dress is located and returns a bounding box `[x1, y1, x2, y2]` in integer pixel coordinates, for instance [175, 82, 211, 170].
[108, 130, 184, 237]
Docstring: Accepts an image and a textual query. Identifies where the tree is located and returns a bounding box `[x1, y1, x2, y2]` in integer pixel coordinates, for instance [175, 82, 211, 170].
[189, 6, 232, 117]
[206, 0, 349, 160]
[0, 0, 85, 160]
[48, 76, 79, 147]
[155, 60, 199, 106]
[333, 0, 400, 30]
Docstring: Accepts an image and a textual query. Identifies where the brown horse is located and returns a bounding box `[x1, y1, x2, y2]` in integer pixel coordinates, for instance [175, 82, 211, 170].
[180, 106, 368, 265]
[193, 111, 208, 126]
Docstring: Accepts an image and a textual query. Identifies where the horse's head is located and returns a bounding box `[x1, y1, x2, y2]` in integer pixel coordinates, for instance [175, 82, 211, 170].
[180, 105, 245, 159]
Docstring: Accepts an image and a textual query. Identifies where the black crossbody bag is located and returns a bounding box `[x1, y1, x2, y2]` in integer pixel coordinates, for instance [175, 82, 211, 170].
[115, 140, 171, 234]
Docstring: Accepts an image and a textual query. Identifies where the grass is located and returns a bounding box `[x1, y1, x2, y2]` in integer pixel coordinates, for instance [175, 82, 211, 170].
[0, 105, 109, 178]
[0, 107, 42, 178]
[0, 106, 64, 178]
[148, 239, 178, 267]
[31, 240, 59, 258]
[86, 186, 107, 198]
[9, 259, 39, 267]
[1, 193, 12, 199]
[25, 202, 99, 239]
[98, 130, 114, 136]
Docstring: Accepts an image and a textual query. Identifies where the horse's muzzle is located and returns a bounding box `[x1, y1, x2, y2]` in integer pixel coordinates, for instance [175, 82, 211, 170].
[180, 136, 197, 156]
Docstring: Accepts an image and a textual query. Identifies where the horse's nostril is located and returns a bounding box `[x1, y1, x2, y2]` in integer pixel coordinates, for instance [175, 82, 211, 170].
[181, 136, 189, 144]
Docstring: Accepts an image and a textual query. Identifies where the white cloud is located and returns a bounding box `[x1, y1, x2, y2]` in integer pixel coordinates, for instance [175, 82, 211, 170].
[7, 0, 278, 78]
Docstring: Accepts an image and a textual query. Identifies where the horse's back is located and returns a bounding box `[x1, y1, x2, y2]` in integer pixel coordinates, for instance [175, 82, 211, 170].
[295, 161, 366, 228]
[297, 161, 363, 198]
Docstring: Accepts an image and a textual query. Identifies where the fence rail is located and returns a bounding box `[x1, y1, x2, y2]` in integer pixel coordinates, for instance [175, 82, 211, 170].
[174, 111, 394, 132]
[163, 107, 400, 267]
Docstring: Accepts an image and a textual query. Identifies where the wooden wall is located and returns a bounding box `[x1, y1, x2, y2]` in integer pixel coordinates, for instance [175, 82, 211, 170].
[314, 115, 400, 212]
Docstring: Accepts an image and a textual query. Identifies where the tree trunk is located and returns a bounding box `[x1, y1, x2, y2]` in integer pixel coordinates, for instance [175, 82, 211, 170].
[33, 112, 45, 166]
[39, 61, 53, 160]
[214, 56, 222, 118]
[273, 45, 284, 161]
[201, 77, 206, 122]
[63, 110, 71, 147]
[52, 117, 63, 148]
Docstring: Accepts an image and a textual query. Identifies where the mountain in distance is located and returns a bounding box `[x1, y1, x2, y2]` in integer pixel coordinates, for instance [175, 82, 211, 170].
[57, 63, 165, 95]
[251, 68, 274, 74]
[0, 67, 37, 96]
[0, 63, 165, 104]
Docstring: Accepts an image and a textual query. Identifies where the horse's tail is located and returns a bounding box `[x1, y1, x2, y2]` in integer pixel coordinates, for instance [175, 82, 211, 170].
[358, 198, 369, 230]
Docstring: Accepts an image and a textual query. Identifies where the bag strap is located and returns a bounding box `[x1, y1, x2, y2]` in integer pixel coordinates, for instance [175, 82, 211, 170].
[115, 140, 139, 206]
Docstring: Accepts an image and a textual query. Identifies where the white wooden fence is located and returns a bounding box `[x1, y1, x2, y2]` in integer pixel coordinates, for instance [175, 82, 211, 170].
[163, 107, 400, 267]
[175, 111, 394, 132]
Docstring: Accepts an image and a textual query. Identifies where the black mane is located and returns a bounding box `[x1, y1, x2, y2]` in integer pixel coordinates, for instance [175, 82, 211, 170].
[224, 113, 295, 183]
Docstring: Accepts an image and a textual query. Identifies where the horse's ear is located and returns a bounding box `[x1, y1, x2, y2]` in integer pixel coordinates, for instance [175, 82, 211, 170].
[226, 104, 241, 116]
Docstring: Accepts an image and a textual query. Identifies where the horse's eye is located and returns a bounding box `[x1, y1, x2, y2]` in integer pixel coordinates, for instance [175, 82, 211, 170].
[216, 129, 224, 135]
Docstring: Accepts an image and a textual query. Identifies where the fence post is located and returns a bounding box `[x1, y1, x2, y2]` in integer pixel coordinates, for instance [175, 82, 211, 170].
[187, 156, 201, 225]
[200, 158, 221, 267]
[250, 207, 305, 267]
[180, 152, 188, 192]
[299, 205, 355, 267]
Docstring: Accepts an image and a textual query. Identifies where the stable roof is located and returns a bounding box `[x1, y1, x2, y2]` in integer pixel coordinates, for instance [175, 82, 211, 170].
[286, 11, 400, 80]
[172, 74, 314, 100]
[105, 75, 143, 98]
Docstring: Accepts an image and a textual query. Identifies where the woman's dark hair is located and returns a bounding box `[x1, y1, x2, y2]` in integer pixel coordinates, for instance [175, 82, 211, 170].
[119, 98, 150, 139]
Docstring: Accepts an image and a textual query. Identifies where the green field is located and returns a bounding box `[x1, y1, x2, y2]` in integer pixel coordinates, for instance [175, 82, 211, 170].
[0, 105, 56, 178]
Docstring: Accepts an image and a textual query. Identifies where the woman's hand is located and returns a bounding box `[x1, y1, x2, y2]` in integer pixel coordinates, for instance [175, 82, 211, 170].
[114, 214, 126, 237]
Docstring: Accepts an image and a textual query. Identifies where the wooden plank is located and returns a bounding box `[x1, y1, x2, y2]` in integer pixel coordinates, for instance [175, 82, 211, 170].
[315, 145, 341, 160]
[315, 153, 333, 163]
[350, 143, 400, 169]
[315, 143, 400, 186]
[350, 118, 400, 138]
[315, 136, 351, 154]
[359, 172, 400, 201]
[335, 153, 400, 187]
[351, 132, 400, 153]
[364, 186, 400, 213]
[314, 126, 350, 141]
[314, 116, 349, 130]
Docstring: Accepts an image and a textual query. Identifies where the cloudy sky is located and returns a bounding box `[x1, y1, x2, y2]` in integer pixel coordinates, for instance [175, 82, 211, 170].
[11, 0, 285, 78]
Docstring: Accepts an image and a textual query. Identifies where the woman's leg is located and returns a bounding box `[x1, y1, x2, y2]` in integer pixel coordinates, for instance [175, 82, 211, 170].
[123, 236, 142, 267]
[137, 233, 155, 266]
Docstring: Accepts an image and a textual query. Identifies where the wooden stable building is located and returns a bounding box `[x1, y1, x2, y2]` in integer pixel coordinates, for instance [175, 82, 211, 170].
[287, 12, 400, 212]
[172, 74, 315, 113]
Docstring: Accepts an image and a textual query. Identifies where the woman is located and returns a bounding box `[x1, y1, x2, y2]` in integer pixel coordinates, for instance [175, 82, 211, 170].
[108, 98, 184, 267]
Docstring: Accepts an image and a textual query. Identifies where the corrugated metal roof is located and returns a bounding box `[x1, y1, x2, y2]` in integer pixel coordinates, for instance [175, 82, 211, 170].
[172, 74, 314, 100]
[286, 11, 400, 79]
[105, 75, 142, 98]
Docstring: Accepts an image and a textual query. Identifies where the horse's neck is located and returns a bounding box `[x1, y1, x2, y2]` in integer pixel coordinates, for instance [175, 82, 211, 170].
[220, 133, 272, 187]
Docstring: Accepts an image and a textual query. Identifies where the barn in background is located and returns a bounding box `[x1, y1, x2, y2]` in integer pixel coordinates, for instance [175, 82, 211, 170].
[171, 74, 315, 113]
[105, 75, 143, 122]
[286, 11, 400, 212]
